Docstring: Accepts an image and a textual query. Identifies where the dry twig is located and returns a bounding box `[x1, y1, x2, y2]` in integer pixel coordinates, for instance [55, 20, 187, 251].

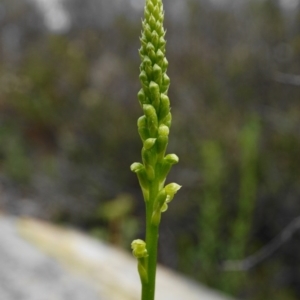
[221, 216, 300, 271]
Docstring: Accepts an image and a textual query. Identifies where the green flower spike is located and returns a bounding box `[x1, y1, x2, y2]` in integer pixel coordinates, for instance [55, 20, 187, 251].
[131, 0, 180, 299]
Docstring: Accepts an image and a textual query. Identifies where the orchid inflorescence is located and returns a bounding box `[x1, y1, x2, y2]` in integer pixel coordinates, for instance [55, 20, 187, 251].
[130, 0, 181, 299]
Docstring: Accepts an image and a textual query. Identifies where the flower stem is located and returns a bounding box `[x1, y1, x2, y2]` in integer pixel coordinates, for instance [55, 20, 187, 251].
[142, 225, 159, 300]
[130, 1, 181, 299]
[142, 180, 159, 300]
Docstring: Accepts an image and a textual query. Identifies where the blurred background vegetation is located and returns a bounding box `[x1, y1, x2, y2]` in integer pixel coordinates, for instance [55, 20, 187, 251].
[1, 0, 300, 299]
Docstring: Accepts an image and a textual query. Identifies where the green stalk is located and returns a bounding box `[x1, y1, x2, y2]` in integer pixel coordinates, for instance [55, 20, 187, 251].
[142, 181, 159, 300]
[143, 225, 159, 300]
[130, 1, 181, 299]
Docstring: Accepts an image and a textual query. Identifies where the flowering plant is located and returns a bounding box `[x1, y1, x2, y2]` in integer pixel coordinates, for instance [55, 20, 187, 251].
[130, 0, 181, 299]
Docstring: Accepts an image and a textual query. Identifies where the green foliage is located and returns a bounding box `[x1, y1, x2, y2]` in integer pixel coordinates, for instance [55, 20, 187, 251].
[0, 132, 32, 183]
[192, 118, 261, 296]
[91, 194, 139, 248]
[222, 118, 261, 294]
[179, 118, 261, 296]
[237, 118, 261, 239]
[197, 140, 224, 285]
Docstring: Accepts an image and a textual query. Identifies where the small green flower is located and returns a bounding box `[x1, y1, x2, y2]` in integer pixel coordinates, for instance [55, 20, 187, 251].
[165, 183, 182, 203]
[131, 239, 148, 258]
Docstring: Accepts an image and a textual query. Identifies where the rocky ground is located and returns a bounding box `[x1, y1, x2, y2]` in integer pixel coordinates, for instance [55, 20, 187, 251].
[0, 166, 234, 300]
[0, 214, 234, 300]
[0, 216, 101, 300]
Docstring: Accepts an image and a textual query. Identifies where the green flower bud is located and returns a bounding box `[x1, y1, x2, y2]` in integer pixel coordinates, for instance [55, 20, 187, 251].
[159, 36, 166, 52]
[165, 182, 181, 195]
[142, 142, 157, 163]
[144, 8, 150, 20]
[130, 162, 144, 173]
[144, 24, 152, 41]
[149, 15, 156, 29]
[161, 73, 170, 93]
[143, 138, 156, 150]
[157, 136, 168, 161]
[143, 104, 158, 137]
[137, 89, 149, 107]
[161, 57, 168, 72]
[138, 115, 149, 141]
[143, 56, 153, 78]
[140, 36, 147, 51]
[156, 22, 165, 36]
[164, 153, 179, 164]
[146, 42, 155, 53]
[153, 5, 161, 19]
[151, 189, 167, 226]
[130, 162, 149, 200]
[142, 146, 156, 181]
[163, 73, 170, 84]
[154, 188, 167, 210]
[158, 125, 169, 136]
[153, 64, 162, 86]
[145, 165, 155, 181]
[157, 125, 169, 161]
[147, 1, 154, 13]
[159, 94, 170, 120]
[161, 202, 168, 212]
[151, 31, 159, 49]
[139, 70, 149, 86]
[155, 49, 164, 65]
[149, 81, 160, 110]
[164, 182, 182, 203]
[146, 42, 156, 61]
[162, 112, 172, 128]
[131, 239, 148, 258]
[157, 154, 179, 185]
